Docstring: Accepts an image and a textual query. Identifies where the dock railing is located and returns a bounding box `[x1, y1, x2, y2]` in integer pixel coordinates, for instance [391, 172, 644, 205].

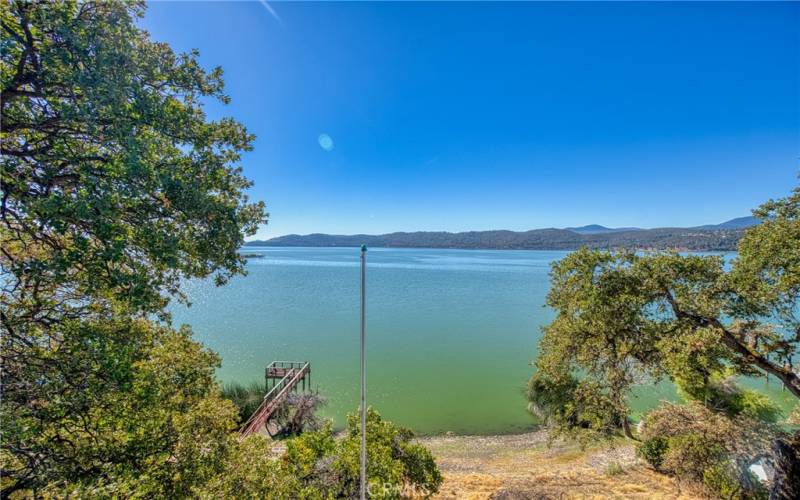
[239, 361, 311, 438]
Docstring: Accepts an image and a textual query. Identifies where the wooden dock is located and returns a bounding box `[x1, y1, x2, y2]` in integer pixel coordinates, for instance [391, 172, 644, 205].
[239, 361, 311, 438]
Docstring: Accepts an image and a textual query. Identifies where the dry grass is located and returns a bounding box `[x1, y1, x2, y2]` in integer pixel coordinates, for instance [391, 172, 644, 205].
[418, 431, 710, 499]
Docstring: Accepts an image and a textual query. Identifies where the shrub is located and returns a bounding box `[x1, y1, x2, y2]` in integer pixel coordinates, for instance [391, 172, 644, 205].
[638, 437, 669, 470]
[272, 392, 327, 436]
[704, 462, 769, 500]
[527, 373, 625, 444]
[788, 405, 800, 425]
[222, 381, 268, 424]
[285, 408, 443, 499]
[638, 402, 778, 498]
[2, 320, 242, 497]
[604, 461, 626, 476]
[197, 435, 303, 498]
[199, 408, 442, 499]
[221, 383, 327, 436]
[663, 434, 726, 481]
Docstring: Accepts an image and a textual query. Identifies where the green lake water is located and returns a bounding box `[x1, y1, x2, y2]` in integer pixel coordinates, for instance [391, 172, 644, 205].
[168, 247, 795, 435]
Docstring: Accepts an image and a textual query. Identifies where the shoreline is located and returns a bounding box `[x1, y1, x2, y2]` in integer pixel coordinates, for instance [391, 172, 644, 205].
[417, 430, 704, 499]
[265, 427, 705, 497]
[240, 245, 738, 253]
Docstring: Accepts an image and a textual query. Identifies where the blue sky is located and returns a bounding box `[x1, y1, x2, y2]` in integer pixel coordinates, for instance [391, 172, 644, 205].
[141, 1, 799, 239]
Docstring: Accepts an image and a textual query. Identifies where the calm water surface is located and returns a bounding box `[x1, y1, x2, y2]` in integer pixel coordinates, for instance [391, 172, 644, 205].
[169, 247, 793, 435]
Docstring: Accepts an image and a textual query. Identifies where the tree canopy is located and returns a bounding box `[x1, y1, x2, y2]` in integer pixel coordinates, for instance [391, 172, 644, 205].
[529, 184, 800, 441]
[1, 0, 265, 327]
[528, 184, 800, 494]
[1, 1, 265, 494]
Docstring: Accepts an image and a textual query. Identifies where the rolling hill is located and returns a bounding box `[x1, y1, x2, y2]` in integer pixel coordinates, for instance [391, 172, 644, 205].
[245, 217, 759, 251]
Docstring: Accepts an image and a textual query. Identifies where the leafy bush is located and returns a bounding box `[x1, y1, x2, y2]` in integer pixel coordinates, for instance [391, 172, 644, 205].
[222, 384, 326, 435]
[788, 405, 800, 425]
[198, 435, 303, 498]
[287, 408, 443, 498]
[736, 389, 781, 423]
[201, 408, 442, 499]
[1, 319, 243, 497]
[663, 434, 726, 481]
[527, 373, 625, 444]
[702, 462, 768, 500]
[637, 437, 669, 470]
[638, 402, 778, 499]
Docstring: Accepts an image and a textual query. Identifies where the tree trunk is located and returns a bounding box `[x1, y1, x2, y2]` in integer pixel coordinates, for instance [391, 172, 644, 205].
[621, 417, 637, 441]
[770, 436, 800, 500]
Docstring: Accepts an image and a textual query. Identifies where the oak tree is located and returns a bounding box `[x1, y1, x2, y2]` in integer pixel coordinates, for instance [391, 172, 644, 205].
[529, 184, 800, 436]
[1, 0, 265, 494]
[528, 185, 800, 493]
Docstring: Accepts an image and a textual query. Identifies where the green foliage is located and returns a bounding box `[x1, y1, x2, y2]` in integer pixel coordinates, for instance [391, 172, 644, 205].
[638, 402, 777, 499]
[1, 319, 241, 497]
[197, 435, 303, 498]
[637, 437, 669, 470]
[702, 462, 768, 500]
[1, 1, 265, 495]
[286, 408, 443, 499]
[222, 381, 268, 424]
[728, 185, 800, 323]
[665, 434, 727, 481]
[200, 409, 443, 499]
[529, 183, 800, 441]
[788, 405, 800, 426]
[527, 373, 624, 444]
[1, 0, 266, 326]
[724, 388, 780, 423]
[676, 373, 781, 423]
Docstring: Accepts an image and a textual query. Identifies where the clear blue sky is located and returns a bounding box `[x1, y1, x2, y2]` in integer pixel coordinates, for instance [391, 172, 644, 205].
[141, 1, 799, 239]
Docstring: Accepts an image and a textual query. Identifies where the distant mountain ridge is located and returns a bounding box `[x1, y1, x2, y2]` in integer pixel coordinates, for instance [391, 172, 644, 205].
[564, 224, 643, 234]
[245, 217, 760, 252]
[693, 216, 760, 230]
[562, 217, 760, 234]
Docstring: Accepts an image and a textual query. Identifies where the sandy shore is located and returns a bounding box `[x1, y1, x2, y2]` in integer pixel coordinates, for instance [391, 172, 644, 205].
[418, 431, 707, 499]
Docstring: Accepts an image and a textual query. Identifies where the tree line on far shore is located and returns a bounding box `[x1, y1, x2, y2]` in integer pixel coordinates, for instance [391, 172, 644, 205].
[248, 225, 750, 252]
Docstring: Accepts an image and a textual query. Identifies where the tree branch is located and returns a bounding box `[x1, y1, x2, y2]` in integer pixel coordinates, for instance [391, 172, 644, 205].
[664, 290, 800, 399]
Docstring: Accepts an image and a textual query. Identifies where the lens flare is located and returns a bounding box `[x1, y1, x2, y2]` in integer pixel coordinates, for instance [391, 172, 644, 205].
[318, 133, 334, 152]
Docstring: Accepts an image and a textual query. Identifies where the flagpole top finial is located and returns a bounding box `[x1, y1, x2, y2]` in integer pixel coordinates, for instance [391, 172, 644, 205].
[360, 244, 367, 253]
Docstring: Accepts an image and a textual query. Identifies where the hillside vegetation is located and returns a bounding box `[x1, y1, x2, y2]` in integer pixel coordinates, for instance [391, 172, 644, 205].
[247, 226, 748, 251]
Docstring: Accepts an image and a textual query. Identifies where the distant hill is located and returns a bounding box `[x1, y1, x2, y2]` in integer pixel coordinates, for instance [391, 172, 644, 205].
[245, 217, 760, 252]
[693, 216, 760, 230]
[564, 224, 642, 234]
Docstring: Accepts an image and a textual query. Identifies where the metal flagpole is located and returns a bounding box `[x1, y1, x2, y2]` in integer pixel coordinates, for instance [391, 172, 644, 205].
[359, 244, 367, 500]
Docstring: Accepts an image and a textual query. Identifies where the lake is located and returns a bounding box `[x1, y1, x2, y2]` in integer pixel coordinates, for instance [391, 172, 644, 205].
[169, 247, 793, 435]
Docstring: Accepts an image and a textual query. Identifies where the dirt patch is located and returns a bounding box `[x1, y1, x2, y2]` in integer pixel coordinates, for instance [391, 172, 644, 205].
[418, 432, 708, 499]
